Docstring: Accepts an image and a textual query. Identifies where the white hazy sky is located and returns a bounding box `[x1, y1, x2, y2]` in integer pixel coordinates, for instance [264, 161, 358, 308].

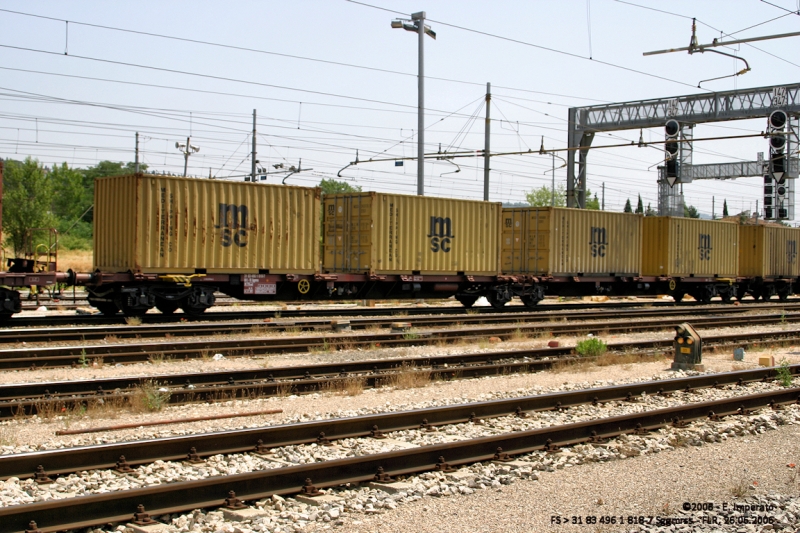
[0, 0, 798, 217]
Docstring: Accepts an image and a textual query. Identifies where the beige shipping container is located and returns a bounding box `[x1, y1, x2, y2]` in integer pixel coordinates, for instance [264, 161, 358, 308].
[739, 224, 800, 278]
[94, 174, 320, 274]
[501, 207, 642, 276]
[323, 192, 500, 275]
[642, 217, 738, 277]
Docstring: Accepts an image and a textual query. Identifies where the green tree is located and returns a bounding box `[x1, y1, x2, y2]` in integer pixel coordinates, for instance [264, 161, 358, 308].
[585, 192, 600, 210]
[80, 161, 146, 223]
[645, 203, 657, 216]
[525, 184, 565, 207]
[684, 204, 700, 218]
[50, 163, 87, 222]
[319, 178, 361, 196]
[624, 198, 633, 213]
[722, 199, 729, 217]
[2, 158, 55, 255]
[635, 194, 644, 214]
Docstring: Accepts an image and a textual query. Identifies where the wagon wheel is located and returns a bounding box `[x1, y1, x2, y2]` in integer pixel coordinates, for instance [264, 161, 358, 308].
[672, 292, 685, 303]
[486, 290, 510, 310]
[297, 279, 311, 295]
[520, 296, 539, 308]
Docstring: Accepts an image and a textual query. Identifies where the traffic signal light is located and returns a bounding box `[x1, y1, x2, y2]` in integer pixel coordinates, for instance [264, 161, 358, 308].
[768, 110, 788, 184]
[664, 119, 680, 181]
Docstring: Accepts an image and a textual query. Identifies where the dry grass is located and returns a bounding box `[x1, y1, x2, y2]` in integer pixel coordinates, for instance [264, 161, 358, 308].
[129, 381, 171, 412]
[381, 362, 431, 389]
[57, 249, 93, 272]
[148, 352, 167, 364]
[276, 382, 294, 397]
[124, 316, 143, 326]
[320, 376, 366, 396]
[249, 325, 269, 336]
[510, 328, 528, 342]
[729, 477, 754, 498]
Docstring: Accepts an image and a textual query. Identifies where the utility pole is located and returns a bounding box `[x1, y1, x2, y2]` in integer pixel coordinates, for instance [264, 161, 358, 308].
[483, 82, 491, 201]
[712, 196, 715, 219]
[601, 182, 605, 210]
[551, 154, 555, 207]
[176, 137, 199, 178]
[251, 109, 257, 182]
[134, 132, 140, 173]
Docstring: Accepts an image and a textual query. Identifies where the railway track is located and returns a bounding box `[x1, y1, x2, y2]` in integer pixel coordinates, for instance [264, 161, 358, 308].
[1, 382, 796, 533]
[5, 298, 787, 329]
[5, 311, 800, 371]
[2, 365, 795, 480]
[3, 328, 800, 419]
[4, 302, 800, 345]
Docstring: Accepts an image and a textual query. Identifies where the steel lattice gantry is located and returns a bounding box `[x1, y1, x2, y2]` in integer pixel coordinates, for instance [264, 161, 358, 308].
[566, 83, 800, 208]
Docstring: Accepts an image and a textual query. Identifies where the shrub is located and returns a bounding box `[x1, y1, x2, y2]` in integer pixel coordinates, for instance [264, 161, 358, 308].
[576, 338, 607, 357]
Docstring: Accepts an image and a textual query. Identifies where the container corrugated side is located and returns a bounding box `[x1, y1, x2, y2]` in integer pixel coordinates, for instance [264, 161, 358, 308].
[94, 174, 320, 274]
[501, 207, 642, 276]
[323, 192, 500, 275]
[739, 225, 800, 278]
[642, 217, 738, 277]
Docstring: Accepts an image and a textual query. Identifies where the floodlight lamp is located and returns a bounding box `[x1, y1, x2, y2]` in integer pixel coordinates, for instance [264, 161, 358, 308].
[424, 25, 436, 39]
[190, 145, 199, 153]
[391, 20, 403, 29]
[175, 142, 184, 149]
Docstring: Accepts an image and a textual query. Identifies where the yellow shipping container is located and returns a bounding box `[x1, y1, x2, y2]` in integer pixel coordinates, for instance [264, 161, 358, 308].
[501, 207, 642, 276]
[642, 217, 738, 277]
[323, 192, 500, 275]
[739, 224, 800, 278]
[94, 174, 320, 274]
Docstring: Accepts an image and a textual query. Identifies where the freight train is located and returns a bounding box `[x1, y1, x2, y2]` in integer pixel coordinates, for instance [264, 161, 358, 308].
[0, 172, 797, 319]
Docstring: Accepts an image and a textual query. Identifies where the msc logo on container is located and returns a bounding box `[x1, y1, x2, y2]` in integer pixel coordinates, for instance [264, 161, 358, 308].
[428, 216, 454, 253]
[788, 240, 797, 264]
[698, 234, 712, 261]
[589, 227, 607, 258]
[215, 203, 248, 247]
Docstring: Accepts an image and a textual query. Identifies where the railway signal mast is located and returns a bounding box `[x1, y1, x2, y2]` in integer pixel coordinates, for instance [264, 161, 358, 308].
[765, 109, 789, 220]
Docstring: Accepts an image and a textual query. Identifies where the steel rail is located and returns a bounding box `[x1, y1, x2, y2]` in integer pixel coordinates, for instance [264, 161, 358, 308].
[3, 303, 796, 344]
[1, 365, 796, 481]
[2, 387, 797, 533]
[4, 312, 800, 370]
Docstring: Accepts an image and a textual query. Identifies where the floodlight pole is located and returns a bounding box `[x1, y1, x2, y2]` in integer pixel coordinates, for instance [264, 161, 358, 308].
[394, 12, 434, 195]
[182, 137, 190, 177]
[413, 11, 426, 196]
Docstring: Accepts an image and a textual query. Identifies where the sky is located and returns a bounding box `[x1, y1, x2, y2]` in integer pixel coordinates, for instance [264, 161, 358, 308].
[0, 0, 798, 218]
